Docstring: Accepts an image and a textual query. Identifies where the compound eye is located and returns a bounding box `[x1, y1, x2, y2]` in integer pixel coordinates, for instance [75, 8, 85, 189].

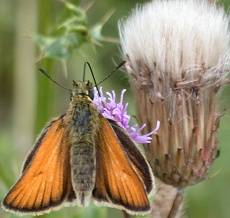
[89, 88, 94, 100]
[72, 80, 78, 87]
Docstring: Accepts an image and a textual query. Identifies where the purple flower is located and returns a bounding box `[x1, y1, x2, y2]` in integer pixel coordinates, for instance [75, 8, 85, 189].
[93, 87, 160, 144]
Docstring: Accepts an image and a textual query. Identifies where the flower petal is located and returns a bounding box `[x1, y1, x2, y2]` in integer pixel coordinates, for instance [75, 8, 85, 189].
[93, 87, 159, 144]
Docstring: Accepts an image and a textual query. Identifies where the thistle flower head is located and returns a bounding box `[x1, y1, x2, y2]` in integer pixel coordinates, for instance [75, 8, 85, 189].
[93, 87, 159, 144]
[119, 0, 230, 188]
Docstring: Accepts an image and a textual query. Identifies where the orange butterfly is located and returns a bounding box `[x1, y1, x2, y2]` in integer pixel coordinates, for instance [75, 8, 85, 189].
[2, 76, 154, 215]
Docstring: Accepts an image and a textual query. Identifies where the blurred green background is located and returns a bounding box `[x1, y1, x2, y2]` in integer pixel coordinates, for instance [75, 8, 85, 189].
[0, 0, 230, 218]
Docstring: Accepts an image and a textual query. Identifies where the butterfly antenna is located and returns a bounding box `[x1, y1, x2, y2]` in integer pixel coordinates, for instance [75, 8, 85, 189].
[97, 60, 126, 85]
[84, 62, 101, 96]
[39, 68, 71, 92]
[83, 62, 87, 82]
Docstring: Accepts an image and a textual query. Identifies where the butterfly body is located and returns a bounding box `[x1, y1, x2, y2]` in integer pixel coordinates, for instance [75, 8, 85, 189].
[2, 80, 154, 215]
[67, 90, 100, 206]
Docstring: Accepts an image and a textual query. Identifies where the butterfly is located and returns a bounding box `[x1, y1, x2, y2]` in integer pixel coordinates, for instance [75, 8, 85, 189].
[2, 74, 154, 215]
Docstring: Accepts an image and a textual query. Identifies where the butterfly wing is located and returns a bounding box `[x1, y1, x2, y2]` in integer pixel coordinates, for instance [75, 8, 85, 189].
[2, 115, 76, 215]
[93, 117, 153, 215]
[108, 119, 153, 194]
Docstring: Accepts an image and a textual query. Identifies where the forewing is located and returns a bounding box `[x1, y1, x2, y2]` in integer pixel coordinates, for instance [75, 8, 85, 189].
[93, 117, 152, 214]
[2, 115, 75, 214]
[109, 119, 153, 193]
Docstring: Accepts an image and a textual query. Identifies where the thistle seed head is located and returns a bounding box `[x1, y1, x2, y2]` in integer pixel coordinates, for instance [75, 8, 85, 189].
[119, 0, 230, 187]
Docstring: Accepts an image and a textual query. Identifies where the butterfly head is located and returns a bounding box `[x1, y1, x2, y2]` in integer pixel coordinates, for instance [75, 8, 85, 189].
[71, 80, 94, 100]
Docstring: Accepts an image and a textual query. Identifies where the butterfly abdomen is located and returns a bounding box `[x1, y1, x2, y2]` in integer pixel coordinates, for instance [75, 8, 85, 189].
[71, 142, 95, 206]
[68, 98, 99, 206]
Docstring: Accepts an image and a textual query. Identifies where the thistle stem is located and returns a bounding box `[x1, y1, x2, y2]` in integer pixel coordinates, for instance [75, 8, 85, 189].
[167, 189, 184, 218]
[151, 180, 184, 218]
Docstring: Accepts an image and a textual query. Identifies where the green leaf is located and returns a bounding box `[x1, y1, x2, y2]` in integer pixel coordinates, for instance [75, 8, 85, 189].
[90, 23, 118, 45]
[64, 1, 86, 22]
[58, 16, 83, 30]
[36, 34, 84, 60]
[36, 2, 115, 61]
[90, 9, 118, 44]
[58, 17, 88, 36]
